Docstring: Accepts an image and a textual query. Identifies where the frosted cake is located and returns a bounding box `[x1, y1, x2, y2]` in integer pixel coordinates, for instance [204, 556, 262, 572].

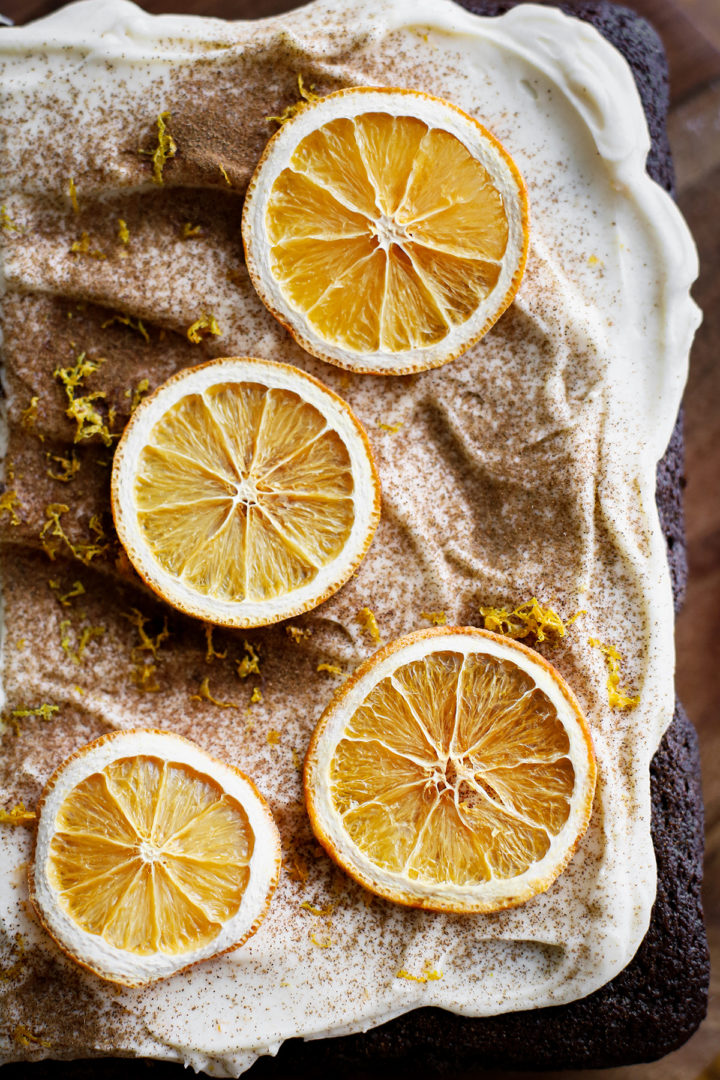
[0, 0, 707, 1073]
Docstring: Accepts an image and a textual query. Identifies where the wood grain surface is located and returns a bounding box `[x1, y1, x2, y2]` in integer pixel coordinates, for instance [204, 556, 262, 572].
[0, 1, 717, 1078]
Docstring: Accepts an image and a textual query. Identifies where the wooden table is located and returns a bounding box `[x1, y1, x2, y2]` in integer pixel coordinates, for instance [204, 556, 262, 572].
[1, 1, 717, 1077]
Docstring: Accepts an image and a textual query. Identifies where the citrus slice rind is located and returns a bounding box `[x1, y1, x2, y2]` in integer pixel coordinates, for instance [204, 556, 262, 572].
[243, 86, 529, 375]
[29, 730, 281, 987]
[111, 357, 380, 628]
[304, 627, 596, 913]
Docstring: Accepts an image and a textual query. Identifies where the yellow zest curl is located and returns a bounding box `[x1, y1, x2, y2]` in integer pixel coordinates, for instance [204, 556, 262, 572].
[0, 490, 22, 527]
[191, 676, 239, 710]
[317, 662, 342, 676]
[268, 75, 322, 125]
[0, 803, 36, 826]
[117, 218, 130, 245]
[53, 352, 116, 446]
[67, 177, 79, 213]
[589, 638, 640, 709]
[102, 314, 149, 343]
[357, 606, 381, 643]
[39, 504, 109, 564]
[187, 313, 222, 344]
[236, 640, 261, 678]
[46, 450, 81, 483]
[420, 611, 447, 626]
[139, 111, 177, 185]
[478, 598, 584, 644]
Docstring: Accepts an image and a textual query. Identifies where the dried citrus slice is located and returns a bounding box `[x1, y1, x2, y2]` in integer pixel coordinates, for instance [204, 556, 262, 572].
[243, 86, 529, 374]
[305, 627, 596, 912]
[29, 729, 281, 986]
[111, 357, 380, 627]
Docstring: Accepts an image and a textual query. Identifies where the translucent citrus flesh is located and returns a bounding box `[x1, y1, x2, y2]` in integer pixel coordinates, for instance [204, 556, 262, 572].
[47, 756, 254, 955]
[266, 113, 508, 353]
[329, 652, 574, 886]
[134, 382, 355, 602]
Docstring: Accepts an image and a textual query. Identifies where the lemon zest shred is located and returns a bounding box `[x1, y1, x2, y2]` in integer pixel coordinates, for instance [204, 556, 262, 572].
[49, 579, 85, 607]
[292, 747, 302, 772]
[0, 490, 22, 527]
[478, 598, 584, 644]
[251, 687, 263, 705]
[219, 164, 232, 186]
[20, 396, 41, 437]
[8, 704, 59, 735]
[317, 662, 342, 676]
[128, 378, 150, 413]
[181, 222, 202, 239]
[39, 504, 109, 565]
[266, 727, 280, 745]
[46, 449, 81, 483]
[588, 638, 640, 709]
[0, 803, 36, 826]
[0, 204, 20, 232]
[357, 606, 381, 643]
[204, 625, 227, 663]
[60, 619, 105, 665]
[378, 421, 403, 433]
[70, 232, 107, 260]
[101, 314, 150, 343]
[300, 900, 334, 916]
[286, 625, 311, 643]
[396, 965, 443, 983]
[267, 75, 322, 125]
[67, 176, 79, 213]
[287, 855, 308, 884]
[15, 639, 25, 650]
[13, 1025, 51, 1049]
[310, 932, 334, 949]
[132, 662, 161, 693]
[139, 111, 177, 184]
[236, 640, 261, 678]
[420, 611, 447, 626]
[117, 218, 130, 245]
[187, 313, 222, 344]
[122, 608, 170, 659]
[191, 676, 239, 710]
[54, 352, 116, 447]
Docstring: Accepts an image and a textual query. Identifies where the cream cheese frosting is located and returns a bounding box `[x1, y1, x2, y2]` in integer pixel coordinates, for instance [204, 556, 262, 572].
[0, 0, 700, 1074]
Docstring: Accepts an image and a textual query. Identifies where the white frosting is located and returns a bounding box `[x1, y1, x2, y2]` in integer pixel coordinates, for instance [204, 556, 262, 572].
[0, 0, 700, 1075]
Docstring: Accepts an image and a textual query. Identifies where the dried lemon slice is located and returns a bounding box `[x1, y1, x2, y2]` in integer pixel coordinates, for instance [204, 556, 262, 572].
[305, 628, 596, 913]
[243, 86, 529, 374]
[29, 729, 281, 986]
[111, 357, 380, 627]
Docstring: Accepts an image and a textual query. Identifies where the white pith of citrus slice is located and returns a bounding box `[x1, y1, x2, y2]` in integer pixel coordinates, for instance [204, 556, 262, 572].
[304, 628, 596, 913]
[29, 729, 281, 987]
[242, 86, 529, 375]
[111, 357, 380, 628]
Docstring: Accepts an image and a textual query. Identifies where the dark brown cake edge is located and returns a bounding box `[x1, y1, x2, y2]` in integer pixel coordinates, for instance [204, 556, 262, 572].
[0, 1, 707, 1076]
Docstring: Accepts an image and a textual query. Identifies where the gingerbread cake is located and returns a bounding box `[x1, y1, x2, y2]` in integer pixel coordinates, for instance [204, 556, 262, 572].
[0, 0, 708, 1074]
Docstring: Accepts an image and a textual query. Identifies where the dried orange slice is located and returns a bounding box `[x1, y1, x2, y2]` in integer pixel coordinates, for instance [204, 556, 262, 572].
[243, 87, 529, 374]
[111, 357, 380, 627]
[29, 729, 281, 986]
[304, 628, 596, 912]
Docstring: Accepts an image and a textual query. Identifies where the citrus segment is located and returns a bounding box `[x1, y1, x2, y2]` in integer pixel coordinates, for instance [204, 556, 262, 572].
[30, 730, 281, 986]
[243, 88, 529, 374]
[111, 358, 380, 627]
[305, 628, 596, 912]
